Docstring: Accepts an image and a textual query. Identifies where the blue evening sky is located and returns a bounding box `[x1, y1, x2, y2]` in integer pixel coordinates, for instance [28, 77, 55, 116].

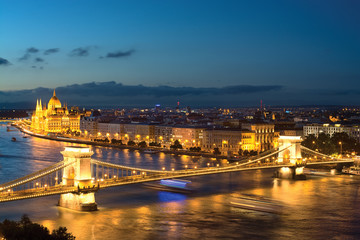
[0, 0, 359, 106]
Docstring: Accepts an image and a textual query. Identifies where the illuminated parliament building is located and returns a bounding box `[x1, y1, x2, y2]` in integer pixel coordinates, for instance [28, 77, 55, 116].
[31, 90, 80, 133]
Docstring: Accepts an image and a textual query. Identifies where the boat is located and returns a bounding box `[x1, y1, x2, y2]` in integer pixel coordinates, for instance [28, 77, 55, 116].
[11, 137, 16, 142]
[143, 179, 193, 193]
[342, 166, 360, 175]
[143, 149, 160, 154]
[229, 194, 283, 214]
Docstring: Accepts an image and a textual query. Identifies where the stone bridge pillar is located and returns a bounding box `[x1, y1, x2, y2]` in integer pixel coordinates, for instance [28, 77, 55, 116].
[59, 146, 97, 211]
[277, 136, 302, 165]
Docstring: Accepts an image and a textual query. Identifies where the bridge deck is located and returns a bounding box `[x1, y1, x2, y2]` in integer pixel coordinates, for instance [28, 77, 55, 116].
[1, 159, 353, 203]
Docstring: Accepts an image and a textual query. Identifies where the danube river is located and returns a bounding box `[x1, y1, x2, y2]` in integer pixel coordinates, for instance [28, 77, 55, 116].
[1, 123, 360, 239]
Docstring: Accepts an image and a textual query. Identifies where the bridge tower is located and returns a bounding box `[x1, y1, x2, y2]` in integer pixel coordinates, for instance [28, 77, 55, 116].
[276, 135, 306, 179]
[277, 136, 302, 165]
[58, 146, 97, 211]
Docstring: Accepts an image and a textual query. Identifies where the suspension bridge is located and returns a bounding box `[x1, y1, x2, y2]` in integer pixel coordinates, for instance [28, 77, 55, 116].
[0, 136, 354, 211]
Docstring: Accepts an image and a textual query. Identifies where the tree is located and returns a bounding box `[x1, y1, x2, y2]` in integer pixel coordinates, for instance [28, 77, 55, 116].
[189, 147, 201, 152]
[170, 140, 182, 150]
[243, 150, 250, 156]
[317, 133, 332, 154]
[127, 140, 136, 146]
[111, 139, 123, 145]
[149, 142, 161, 147]
[51, 227, 76, 240]
[138, 141, 147, 148]
[0, 215, 75, 240]
[301, 134, 317, 150]
[301, 132, 360, 155]
[213, 147, 221, 155]
[249, 150, 257, 156]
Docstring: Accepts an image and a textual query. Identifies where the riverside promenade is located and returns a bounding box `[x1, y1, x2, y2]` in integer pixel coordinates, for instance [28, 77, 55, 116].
[11, 122, 227, 160]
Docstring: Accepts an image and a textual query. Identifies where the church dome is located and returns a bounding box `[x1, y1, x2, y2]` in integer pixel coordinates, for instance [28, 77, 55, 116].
[48, 89, 62, 109]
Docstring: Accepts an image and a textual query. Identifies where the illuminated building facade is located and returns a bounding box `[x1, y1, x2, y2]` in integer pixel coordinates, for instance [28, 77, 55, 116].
[31, 90, 80, 133]
[242, 123, 276, 151]
[202, 129, 256, 155]
[304, 123, 360, 142]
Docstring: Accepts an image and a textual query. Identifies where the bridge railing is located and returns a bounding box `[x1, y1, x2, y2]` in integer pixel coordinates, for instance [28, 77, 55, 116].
[91, 159, 173, 174]
[0, 160, 75, 191]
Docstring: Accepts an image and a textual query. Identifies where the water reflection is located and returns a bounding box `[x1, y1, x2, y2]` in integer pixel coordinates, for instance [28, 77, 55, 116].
[2, 124, 360, 239]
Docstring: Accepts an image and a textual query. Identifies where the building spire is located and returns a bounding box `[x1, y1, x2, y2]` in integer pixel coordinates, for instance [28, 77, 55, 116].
[53, 89, 56, 97]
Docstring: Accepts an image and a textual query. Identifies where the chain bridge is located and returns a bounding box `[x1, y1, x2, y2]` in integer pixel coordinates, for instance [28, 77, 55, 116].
[0, 136, 354, 211]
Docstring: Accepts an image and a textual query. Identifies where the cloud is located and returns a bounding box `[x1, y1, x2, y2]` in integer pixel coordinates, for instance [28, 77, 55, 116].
[2, 82, 360, 107]
[35, 57, 44, 62]
[53, 81, 283, 98]
[105, 50, 135, 58]
[27, 47, 39, 53]
[44, 48, 60, 55]
[19, 53, 31, 61]
[0, 57, 11, 66]
[69, 47, 90, 57]
[0, 82, 284, 108]
[18, 47, 40, 62]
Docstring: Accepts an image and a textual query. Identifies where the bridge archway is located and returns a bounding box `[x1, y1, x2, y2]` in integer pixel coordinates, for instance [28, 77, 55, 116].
[278, 136, 302, 164]
[63, 166, 75, 186]
[282, 149, 291, 163]
[59, 146, 97, 211]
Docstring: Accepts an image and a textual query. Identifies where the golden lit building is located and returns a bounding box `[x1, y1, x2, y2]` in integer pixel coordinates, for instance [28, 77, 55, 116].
[31, 90, 80, 133]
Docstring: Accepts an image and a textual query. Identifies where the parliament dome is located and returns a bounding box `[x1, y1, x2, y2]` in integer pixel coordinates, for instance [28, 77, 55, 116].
[48, 89, 62, 109]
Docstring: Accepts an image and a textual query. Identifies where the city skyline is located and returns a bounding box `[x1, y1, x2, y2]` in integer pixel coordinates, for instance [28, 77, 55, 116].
[1, 0, 360, 107]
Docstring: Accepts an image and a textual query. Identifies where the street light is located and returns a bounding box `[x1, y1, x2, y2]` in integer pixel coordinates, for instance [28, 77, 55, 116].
[339, 141, 342, 156]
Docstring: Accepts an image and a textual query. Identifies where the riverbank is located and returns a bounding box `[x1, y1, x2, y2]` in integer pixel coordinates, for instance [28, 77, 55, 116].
[11, 123, 227, 160]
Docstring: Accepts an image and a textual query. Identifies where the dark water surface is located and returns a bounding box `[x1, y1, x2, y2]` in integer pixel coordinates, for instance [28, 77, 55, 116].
[1, 123, 360, 239]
